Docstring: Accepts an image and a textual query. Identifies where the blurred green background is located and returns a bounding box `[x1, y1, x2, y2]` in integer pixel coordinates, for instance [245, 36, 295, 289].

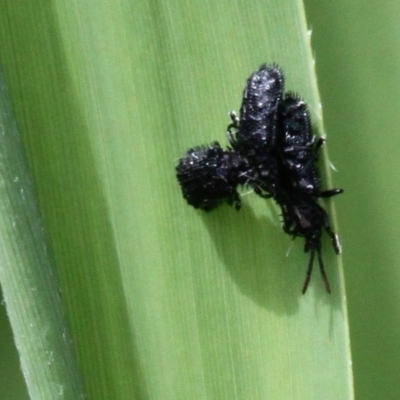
[1, 1, 400, 399]
[0, 288, 29, 399]
[305, 1, 400, 399]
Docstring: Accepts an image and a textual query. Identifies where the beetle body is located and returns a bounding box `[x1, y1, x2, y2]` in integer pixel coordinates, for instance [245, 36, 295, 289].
[176, 142, 250, 211]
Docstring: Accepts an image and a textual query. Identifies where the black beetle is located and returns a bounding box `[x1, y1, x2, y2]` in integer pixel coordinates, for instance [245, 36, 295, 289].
[176, 142, 250, 211]
[176, 64, 343, 294]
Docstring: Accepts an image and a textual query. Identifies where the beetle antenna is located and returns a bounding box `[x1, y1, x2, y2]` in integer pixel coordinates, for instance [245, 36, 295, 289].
[302, 249, 315, 294]
[317, 247, 331, 293]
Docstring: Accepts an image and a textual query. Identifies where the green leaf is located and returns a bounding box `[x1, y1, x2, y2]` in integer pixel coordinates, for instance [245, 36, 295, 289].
[305, 1, 400, 399]
[0, 0, 352, 398]
[0, 75, 85, 398]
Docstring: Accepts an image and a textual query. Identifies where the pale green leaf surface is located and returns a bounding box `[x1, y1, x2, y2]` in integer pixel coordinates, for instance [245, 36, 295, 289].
[0, 0, 352, 399]
[0, 77, 85, 398]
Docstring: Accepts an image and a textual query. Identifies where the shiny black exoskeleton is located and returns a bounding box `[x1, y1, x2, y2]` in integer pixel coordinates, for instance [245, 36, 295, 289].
[279, 194, 341, 293]
[279, 93, 319, 194]
[279, 93, 343, 199]
[228, 64, 284, 157]
[176, 142, 250, 211]
[176, 64, 343, 294]
[276, 93, 342, 293]
[227, 64, 284, 197]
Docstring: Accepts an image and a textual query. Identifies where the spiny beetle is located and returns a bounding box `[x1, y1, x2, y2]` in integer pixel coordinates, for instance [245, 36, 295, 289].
[176, 64, 343, 294]
[176, 142, 249, 211]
